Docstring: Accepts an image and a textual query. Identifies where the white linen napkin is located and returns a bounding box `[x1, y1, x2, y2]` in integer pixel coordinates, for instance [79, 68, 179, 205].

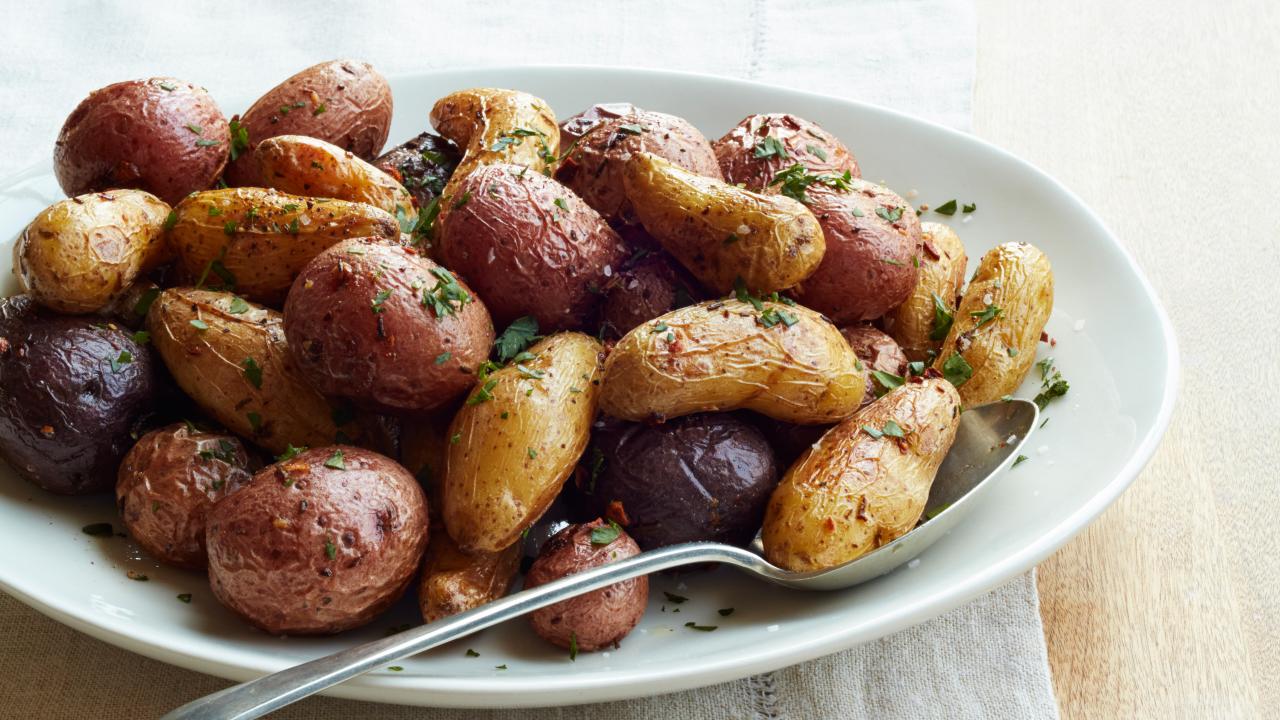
[0, 1, 1059, 718]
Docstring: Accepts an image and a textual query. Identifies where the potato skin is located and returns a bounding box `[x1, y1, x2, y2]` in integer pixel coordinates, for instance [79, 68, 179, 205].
[206, 446, 428, 635]
[17, 190, 172, 314]
[580, 414, 778, 549]
[430, 88, 558, 213]
[116, 423, 255, 569]
[169, 187, 399, 305]
[443, 333, 603, 553]
[762, 377, 961, 572]
[556, 109, 722, 225]
[600, 250, 703, 339]
[437, 164, 627, 330]
[284, 237, 494, 414]
[255, 135, 415, 224]
[146, 288, 362, 454]
[932, 242, 1054, 405]
[623, 152, 824, 295]
[841, 324, 909, 405]
[525, 520, 647, 652]
[54, 78, 230, 204]
[884, 222, 967, 362]
[373, 132, 460, 209]
[713, 113, 859, 191]
[224, 60, 393, 186]
[0, 296, 158, 494]
[599, 299, 866, 424]
[417, 526, 521, 622]
[792, 181, 922, 323]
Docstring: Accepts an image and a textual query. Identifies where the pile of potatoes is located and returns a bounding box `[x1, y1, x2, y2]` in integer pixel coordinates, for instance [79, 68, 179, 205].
[0, 59, 1055, 652]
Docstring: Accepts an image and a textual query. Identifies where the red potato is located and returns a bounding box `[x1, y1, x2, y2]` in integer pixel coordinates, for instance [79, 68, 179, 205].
[54, 78, 230, 204]
[524, 520, 647, 652]
[713, 113, 859, 191]
[840, 324, 910, 405]
[206, 446, 428, 635]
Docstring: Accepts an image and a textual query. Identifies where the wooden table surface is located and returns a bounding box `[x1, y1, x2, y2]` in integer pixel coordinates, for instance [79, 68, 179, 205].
[975, 1, 1277, 717]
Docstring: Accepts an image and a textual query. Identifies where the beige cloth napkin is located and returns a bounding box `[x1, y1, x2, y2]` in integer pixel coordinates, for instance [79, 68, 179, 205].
[0, 1, 1059, 718]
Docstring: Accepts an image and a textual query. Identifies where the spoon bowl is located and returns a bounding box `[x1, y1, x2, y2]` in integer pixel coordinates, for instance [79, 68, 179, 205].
[163, 398, 1039, 720]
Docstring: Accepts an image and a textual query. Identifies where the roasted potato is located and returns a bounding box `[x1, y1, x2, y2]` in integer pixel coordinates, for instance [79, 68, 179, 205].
[713, 113, 860, 191]
[559, 102, 640, 145]
[168, 187, 399, 305]
[623, 152, 824, 294]
[556, 108, 722, 225]
[16, 190, 172, 314]
[206, 446, 428, 635]
[442, 332, 603, 553]
[841, 324, 910, 404]
[224, 60, 393, 186]
[600, 249, 703, 339]
[417, 527, 521, 622]
[579, 413, 778, 549]
[255, 135, 415, 225]
[146, 288, 362, 454]
[932, 242, 1054, 405]
[884, 222, 968, 361]
[54, 78, 230, 204]
[599, 299, 865, 424]
[436, 163, 627, 330]
[116, 423, 255, 568]
[762, 376, 961, 571]
[0, 296, 160, 494]
[283, 237, 494, 414]
[524, 520, 647, 652]
[791, 180, 922, 322]
[373, 131, 460, 210]
[430, 87, 558, 211]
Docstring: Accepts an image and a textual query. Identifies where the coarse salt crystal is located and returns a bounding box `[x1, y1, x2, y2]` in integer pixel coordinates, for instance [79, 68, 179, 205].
[962, 215, 973, 224]
[907, 559, 921, 569]
[766, 624, 780, 632]
[603, 265, 612, 277]
[1006, 434, 1018, 444]
[1037, 445, 1049, 455]
[982, 293, 994, 305]
[736, 224, 751, 235]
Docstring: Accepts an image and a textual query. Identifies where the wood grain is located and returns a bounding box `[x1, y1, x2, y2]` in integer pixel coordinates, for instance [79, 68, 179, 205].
[974, 1, 1278, 718]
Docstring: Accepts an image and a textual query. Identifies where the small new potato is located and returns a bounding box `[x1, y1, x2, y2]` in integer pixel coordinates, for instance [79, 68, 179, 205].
[713, 113, 860, 191]
[0, 296, 159, 494]
[524, 520, 647, 652]
[841, 324, 909, 404]
[762, 377, 961, 572]
[168, 187, 399, 305]
[556, 109, 722, 225]
[17, 190, 172, 314]
[206, 447, 428, 635]
[436, 163, 627, 330]
[146, 288, 362, 454]
[791, 181, 922, 323]
[284, 237, 495, 414]
[418, 527, 521, 622]
[623, 152, 824, 295]
[932, 242, 1054, 405]
[442, 333, 603, 553]
[430, 87, 558, 210]
[224, 60, 393, 186]
[54, 78, 230, 204]
[255, 135, 416, 225]
[599, 299, 866, 424]
[600, 250, 703, 338]
[580, 413, 778, 549]
[885, 222, 968, 361]
[373, 132, 460, 209]
[116, 423, 255, 568]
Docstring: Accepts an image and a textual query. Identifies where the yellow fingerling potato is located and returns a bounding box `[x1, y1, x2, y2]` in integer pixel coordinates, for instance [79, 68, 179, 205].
[16, 190, 172, 314]
[417, 527, 521, 622]
[430, 87, 558, 210]
[762, 377, 961, 572]
[168, 187, 399, 305]
[932, 242, 1054, 405]
[146, 288, 362, 454]
[442, 332, 602, 553]
[599, 299, 865, 424]
[254, 135, 416, 226]
[885, 221, 968, 362]
[622, 152, 825, 295]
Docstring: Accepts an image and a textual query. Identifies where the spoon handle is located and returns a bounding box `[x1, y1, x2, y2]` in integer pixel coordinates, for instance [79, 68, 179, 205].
[161, 541, 762, 720]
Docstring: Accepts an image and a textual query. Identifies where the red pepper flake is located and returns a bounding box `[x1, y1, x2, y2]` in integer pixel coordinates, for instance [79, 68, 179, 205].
[39, 425, 55, 437]
[606, 500, 631, 526]
[922, 239, 941, 260]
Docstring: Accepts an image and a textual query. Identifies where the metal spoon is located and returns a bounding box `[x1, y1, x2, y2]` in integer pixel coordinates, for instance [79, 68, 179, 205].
[163, 398, 1038, 720]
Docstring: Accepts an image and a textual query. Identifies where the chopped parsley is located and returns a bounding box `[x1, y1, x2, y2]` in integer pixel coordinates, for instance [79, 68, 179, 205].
[133, 286, 161, 316]
[421, 267, 470, 317]
[663, 591, 688, 604]
[970, 304, 1003, 328]
[684, 622, 717, 632]
[324, 539, 337, 560]
[162, 210, 179, 231]
[276, 444, 306, 462]
[494, 316, 539, 362]
[312, 102, 327, 116]
[246, 411, 262, 432]
[466, 648, 480, 657]
[941, 354, 974, 387]
[195, 139, 221, 147]
[568, 632, 579, 661]
[753, 136, 788, 160]
[875, 206, 904, 223]
[718, 608, 735, 617]
[452, 191, 471, 209]
[228, 296, 249, 314]
[130, 330, 150, 345]
[177, 593, 192, 603]
[805, 144, 828, 161]
[371, 288, 392, 314]
[870, 370, 905, 395]
[466, 377, 499, 405]
[109, 350, 133, 373]
[934, 199, 958, 216]
[769, 164, 853, 203]
[963, 202, 977, 213]
[590, 520, 622, 546]
[1013, 454, 1029, 468]
[929, 292, 955, 340]
[228, 119, 250, 161]
[324, 450, 346, 470]
[434, 352, 452, 365]
[1033, 357, 1070, 409]
[527, 447, 537, 459]
[617, 123, 645, 136]
[241, 357, 263, 388]
[907, 361, 926, 376]
[882, 420, 905, 438]
[81, 522, 113, 537]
